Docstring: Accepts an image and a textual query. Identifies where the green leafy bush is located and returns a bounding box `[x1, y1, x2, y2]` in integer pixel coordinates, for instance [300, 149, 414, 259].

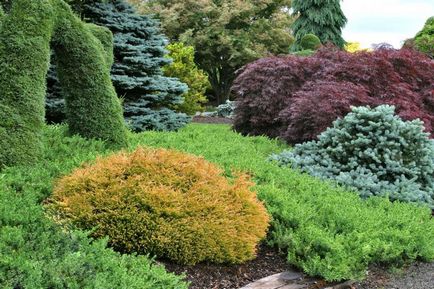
[414, 16, 434, 58]
[271, 105, 434, 208]
[0, 126, 187, 289]
[48, 147, 269, 265]
[164, 42, 209, 115]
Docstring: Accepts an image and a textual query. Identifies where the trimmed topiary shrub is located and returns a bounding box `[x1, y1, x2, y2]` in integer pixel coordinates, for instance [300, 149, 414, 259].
[232, 46, 434, 144]
[300, 34, 321, 50]
[0, 0, 128, 168]
[271, 105, 434, 208]
[48, 147, 269, 265]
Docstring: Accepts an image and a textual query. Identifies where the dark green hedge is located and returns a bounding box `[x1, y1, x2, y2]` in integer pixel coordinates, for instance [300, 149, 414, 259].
[0, 0, 128, 168]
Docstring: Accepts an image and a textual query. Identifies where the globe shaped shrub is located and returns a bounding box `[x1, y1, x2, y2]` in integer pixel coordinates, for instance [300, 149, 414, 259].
[271, 105, 434, 208]
[48, 147, 270, 265]
[300, 34, 321, 50]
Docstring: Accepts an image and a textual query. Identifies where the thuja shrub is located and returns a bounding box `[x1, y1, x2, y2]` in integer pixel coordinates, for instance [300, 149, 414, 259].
[271, 105, 434, 208]
[300, 34, 321, 50]
[232, 46, 434, 144]
[48, 147, 269, 265]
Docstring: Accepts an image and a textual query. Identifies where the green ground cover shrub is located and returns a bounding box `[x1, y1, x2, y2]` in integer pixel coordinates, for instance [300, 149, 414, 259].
[48, 147, 269, 265]
[130, 124, 434, 281]
[271, 105, 434, 208]
[0, 126, 188, 289]
[1, 123, 433, 285]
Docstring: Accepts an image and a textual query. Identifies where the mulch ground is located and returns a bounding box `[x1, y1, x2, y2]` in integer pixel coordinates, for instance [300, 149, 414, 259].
[158, 244, 339, 289]
[159, 244, 291, 289]
[355, 262, 434, 289]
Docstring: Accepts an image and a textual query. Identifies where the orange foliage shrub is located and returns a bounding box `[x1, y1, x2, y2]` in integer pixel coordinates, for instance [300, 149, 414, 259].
[48, 147, 269, 265]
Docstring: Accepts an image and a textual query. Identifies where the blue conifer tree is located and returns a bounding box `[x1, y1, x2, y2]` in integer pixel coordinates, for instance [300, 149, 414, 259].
[46, 0, 190, 131]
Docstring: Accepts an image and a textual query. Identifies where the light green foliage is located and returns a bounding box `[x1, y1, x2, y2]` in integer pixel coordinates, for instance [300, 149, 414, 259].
[130, 123, 434, 281]
[292, 0, 347, 49]
[0, 0, 128, 167]
[137, 0, 294, 103]
[414, 16, 434, 58]
[272, 105, 434, 208]
[0, 126, 188, 289]
[300, 34, 321, 50]
[164, 42, 209, 115]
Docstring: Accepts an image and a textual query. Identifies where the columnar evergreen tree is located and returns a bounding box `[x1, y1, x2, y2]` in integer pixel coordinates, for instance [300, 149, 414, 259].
[84, 0, 190, 132]
[292, 0, 347, 48]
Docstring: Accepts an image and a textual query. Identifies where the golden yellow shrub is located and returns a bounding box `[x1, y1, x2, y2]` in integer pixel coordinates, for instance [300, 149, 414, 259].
[48, 147, 269, 265]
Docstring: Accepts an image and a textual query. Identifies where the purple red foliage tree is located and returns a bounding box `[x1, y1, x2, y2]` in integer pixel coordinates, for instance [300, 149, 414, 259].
[232, 46, 434, 144]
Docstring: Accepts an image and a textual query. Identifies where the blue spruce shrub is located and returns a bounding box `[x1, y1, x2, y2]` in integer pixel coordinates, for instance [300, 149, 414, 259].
[271, 105, 434, 208]
[216, 100, 236, 118]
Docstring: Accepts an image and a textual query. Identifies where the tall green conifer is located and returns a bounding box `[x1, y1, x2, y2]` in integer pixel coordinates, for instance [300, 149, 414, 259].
[292, 0, 347, 49]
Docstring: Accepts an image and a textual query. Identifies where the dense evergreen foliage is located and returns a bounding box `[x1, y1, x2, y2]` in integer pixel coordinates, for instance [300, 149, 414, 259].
[49, 147, 269, 265]
[83, 0, 190, 132]
[0, 0, 128, 167]
[0, 127, 188, 289]
[0, 0, 54, 167]
[54, 4, 128, 148]
[134, 124, 434, 281]
[164, 42, 209, 115]
[272, 105, 434, 208]
[292, 0, 347, 48]
[232, 47, 434, 144]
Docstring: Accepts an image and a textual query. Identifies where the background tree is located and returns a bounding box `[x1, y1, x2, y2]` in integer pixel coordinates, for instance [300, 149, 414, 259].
[291, 0, 347, 49]
[414, 16, 434, 58]
[135, 0, 294, 104]
[163, 42, 210, 115]
[46, 0, 190, 131]
[85, 0, 190, 132]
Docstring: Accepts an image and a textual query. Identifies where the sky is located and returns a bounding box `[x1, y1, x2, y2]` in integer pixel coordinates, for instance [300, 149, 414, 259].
[341, 0, 434, 48]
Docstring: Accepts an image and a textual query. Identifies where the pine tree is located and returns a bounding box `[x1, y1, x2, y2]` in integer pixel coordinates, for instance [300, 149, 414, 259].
[291, 0, 347, 49]
[46, 0, 190, 132]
